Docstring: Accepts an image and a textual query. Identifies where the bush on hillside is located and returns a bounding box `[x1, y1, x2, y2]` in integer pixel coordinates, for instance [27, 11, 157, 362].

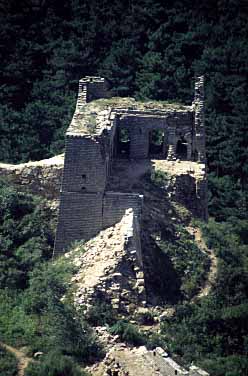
[86, 301, 117, 326]
[25, 351, 88, 376]
[110, 320, 146, 346]
[0, 345, 18, 376]
[0, 178, 54, 290]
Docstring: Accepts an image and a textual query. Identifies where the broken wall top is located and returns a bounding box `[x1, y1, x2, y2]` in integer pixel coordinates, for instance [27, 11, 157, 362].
[67, 96, 194, 137]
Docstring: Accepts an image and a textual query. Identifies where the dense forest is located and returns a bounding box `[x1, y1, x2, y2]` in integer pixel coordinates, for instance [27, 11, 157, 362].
[0, 0, 248, 375]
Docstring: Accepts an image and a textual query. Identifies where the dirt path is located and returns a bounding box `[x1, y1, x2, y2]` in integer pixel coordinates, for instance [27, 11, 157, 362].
[187, 226, 218, 302]
[0, 341, 34, 376]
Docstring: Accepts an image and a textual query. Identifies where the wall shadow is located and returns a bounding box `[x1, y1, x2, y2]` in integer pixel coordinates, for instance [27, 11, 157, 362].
[142, 233, 182, 305]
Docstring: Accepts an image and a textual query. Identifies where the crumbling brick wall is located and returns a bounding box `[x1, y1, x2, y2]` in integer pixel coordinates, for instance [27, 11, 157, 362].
[78, 76, 112, 105]
[116, 111, 194, 160]
[0, 155, 64, 199]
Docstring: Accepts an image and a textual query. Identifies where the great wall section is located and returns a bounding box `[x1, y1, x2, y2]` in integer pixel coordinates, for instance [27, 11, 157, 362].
[54, 76, 207, 256]
[0, 76, 211, 376]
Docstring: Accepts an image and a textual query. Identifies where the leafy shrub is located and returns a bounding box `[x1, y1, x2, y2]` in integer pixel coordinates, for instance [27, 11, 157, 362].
[21, 261, 102, 362]
[22, 258, 74, 315]
[157, 225, 210, 299]
[208, 173, 247, 221]
[0, 179, 54, 290]
[151, 170, 169, 189]
[199, 355, 248, 376]
[25, 351, 88, 376]
[0, 290, 38, 347]
[146, 332, 167, 350]
[135, 310, 155, 325]
[0, 179, 102, 363]
[0, 260, 102, 363]
[110, 320, 146, 346]
[87, 301, 117, 326]
[0, 345, 18, 376]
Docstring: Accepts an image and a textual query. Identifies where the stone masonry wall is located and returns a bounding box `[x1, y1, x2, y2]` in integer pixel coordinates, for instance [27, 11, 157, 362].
[118, 114, 166, 159]
[0, 155, 64, 199]
[55, 75, 207, 255]
[153, 160, 208, 221]
[173, 174, 208, 220]
[62, 136, 108, 193]
[117, 111, 193, 160]
[103, 192, 143, 229]
[54, 190, 143, 255]
[54, 192, 103, 255]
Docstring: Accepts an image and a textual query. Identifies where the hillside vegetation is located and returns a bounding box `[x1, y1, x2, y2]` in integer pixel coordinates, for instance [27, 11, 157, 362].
[0, 180, 101, 375]
[0, 1, 247, 375]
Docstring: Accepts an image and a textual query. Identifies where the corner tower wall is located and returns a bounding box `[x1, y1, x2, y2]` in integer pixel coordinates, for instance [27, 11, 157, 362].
[62, 135, 108, 193]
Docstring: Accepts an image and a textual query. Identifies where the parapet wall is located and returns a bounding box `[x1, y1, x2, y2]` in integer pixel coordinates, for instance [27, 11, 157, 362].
[194, 76, 205, 162]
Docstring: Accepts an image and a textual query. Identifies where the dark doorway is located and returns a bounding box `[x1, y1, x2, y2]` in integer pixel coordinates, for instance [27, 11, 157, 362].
[149, 129, 164, 156]
[176, 138, 187, 160]
[117, 128, 130, 158]
[193, 149, 198, 161]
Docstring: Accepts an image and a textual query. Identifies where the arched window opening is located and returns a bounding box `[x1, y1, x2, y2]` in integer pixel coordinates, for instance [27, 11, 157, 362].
[149, 129, 164, 156]
[117, 128, 130, 158]
[176, 138, 187, 160]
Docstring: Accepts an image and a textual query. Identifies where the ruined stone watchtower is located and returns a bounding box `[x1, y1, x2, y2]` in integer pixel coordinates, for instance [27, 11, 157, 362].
[54, 76, 206, 256]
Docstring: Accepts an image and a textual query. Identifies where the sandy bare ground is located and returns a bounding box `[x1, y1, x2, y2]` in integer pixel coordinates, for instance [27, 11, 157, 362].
[187, 226, 218, 302]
